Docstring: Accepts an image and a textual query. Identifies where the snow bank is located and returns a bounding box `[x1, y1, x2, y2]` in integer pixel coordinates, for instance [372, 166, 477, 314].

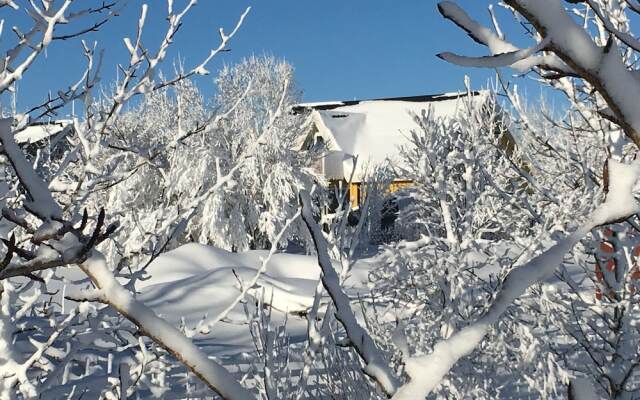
[138, 243, 330, 288]
[137, 243, 372, 353]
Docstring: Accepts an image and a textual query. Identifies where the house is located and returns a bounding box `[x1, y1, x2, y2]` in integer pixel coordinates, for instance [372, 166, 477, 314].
[294, 91, 491, 208]
[13, 120, 73, 145]
[12, 119, 74, 161]
[1, 120, 74, 182]
[0, 120, 73, 235]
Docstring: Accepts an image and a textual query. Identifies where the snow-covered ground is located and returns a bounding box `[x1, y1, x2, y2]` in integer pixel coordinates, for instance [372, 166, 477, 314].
[137, 243, 373, 356]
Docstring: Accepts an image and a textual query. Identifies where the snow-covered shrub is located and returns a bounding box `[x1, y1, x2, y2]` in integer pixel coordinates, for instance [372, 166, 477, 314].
[383, 2, 640, 397]
[82, 79, 209, 270]
[308, 317, 385, 400]
[198, 55, 321, 251]
[369, 79, 640, 398]
[368, 91, 562, 398]
[514, 102, 640, 397]
[244, 295, 297, 400]
[394, 90, 526, 243]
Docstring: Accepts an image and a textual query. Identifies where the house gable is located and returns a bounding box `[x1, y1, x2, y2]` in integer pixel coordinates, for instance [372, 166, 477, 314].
[297, 91, 490, 184]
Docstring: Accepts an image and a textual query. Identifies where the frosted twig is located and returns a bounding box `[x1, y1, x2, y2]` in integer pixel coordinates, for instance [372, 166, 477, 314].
[437, 1, 569, 73]
[440, 0, 640, 146]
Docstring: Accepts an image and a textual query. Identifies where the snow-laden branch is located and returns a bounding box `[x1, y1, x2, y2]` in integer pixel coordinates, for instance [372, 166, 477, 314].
[507, 0, 640, 146]
[299, 190, 400, 397]
[392, 159, 640, 399]
[0, 37, 253, 400]
[1, 118, 252, 400]
[79, 252, 253, 400]
[125, 79, 253, 172]
[437, 1, 569, 73]
[0, 118, 62, 220]
[438, 37, 550, 69]
[0, 0, 74, 93]
[0, 0, 17, 9]
[26, 40, 103, 121]
[585, 0, 640, 53]
[153, 6, 251, 89]
[442, 0, 640, 147]
[93, 4, 250, 138]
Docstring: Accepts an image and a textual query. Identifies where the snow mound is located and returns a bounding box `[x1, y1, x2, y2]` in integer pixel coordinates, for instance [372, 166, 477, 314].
[136, 243, 372, 354]
[137, 243, 327, 289]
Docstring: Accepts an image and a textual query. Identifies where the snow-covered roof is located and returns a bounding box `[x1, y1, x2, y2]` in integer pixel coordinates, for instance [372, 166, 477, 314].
[300, 91, 489, 182]
[14, 120, 72, 144]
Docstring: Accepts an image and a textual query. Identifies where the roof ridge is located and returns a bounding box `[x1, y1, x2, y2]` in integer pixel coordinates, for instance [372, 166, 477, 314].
[293, 91, 484, 112]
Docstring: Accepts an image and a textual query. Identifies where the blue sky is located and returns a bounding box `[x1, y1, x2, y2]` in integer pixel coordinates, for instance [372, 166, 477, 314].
[3, 1, 543, 112]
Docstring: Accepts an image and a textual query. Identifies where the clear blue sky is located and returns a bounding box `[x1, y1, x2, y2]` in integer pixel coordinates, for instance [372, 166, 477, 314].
[5, 1, 543, 112]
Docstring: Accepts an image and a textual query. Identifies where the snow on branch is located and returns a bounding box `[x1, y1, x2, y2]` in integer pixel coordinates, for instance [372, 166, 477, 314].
[0, 0, 75, 93]
[392, 160, 640, 399]
[154, 6, 251, 88]
[438, 1, 514, 50]
[0, 2, 258, 398]
[0, 306, 80, 397]
[299, 190, 400, 397]
[438, 37, 550, 70]
[501, 0, 640, 146]
[52, 2, 119, 41]
[0, 132, 250, 395]
[437, 1, 569, 73]
[79, 252, 253, 400]
[0, 0, 18, 9]
[95, 4, 250, 137]
[585, 0, 640, 53]
[0, 118, 62, 220]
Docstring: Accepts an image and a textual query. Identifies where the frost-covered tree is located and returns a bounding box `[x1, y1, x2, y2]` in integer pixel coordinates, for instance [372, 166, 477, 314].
[366, 89, 574, 399]
[504, 82, 640, 399]
[394, 90, 525, 244]
[196, 55, 320, 251]
[0, 1, 259, 398]
[83, 56, 318, 289]
[82, 78, 209, 271]
[389, 2, 640, 398]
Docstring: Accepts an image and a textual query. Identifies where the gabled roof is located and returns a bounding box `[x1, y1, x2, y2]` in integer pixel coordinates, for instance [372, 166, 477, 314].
[298, 91, 490, 182]
[293, 91, 484, 112]
[14, 120, 72, 144]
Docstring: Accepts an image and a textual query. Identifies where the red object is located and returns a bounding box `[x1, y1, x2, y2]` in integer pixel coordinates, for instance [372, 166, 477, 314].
[600, 241, 615, 253]
[595, 263, 604, 281]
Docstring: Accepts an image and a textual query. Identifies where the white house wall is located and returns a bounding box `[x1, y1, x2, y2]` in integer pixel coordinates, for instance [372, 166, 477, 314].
[322, 150, 347, 180]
